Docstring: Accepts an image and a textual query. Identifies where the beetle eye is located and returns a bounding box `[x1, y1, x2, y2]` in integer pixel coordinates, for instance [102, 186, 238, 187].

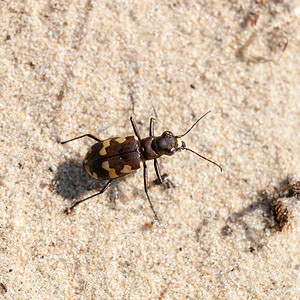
[163, 131, 173, 138]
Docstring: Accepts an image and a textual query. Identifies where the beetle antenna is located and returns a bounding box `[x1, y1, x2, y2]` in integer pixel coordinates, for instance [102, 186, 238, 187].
[176, 111, 211, 138]
[183, 147, 222, 172]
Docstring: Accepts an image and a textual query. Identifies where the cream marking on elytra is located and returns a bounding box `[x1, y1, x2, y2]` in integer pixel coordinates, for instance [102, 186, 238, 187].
[99, 139, 111, 156]
[102, 161, 118, 178]
[115, 137, 127, 144]
[84, 165, 92, 177]
[120, 164, 134, 174]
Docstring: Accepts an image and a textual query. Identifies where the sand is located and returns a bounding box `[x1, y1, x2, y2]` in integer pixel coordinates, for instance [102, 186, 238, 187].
[0, 1, 299, 299]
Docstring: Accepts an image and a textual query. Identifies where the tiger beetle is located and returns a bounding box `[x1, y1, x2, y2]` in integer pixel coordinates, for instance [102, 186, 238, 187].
[61, 111, 222, 222]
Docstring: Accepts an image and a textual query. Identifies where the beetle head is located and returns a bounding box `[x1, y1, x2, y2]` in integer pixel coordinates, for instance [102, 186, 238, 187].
[156, 131, 186, 156]
[157, 111, 222, 172]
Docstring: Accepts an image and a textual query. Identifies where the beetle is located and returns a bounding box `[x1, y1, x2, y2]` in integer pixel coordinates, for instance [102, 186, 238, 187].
[61, 111, 222, 221]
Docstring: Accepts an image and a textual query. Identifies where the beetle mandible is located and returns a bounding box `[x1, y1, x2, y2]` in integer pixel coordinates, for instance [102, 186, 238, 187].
[61, 111, 222, 221]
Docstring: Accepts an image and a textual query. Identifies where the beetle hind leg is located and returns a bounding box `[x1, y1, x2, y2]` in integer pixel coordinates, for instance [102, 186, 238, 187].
[65, 179, 113, 213]
[61, 133, 102, 144]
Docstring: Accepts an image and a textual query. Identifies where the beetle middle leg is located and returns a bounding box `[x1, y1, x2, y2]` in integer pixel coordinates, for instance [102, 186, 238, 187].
[65, 179, 113, 213]
[143, 162, 160, 222]
[130, 116, 142, 141]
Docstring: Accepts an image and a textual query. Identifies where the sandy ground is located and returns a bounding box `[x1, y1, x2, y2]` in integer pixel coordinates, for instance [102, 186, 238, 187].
[0, 0, 299, 299]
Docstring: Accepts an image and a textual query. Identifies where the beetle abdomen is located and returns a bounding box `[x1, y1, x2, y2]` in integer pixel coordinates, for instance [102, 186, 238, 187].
[83, 136, 142, 180]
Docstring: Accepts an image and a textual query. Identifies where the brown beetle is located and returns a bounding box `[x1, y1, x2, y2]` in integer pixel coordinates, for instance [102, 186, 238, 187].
[61, 111, 222, 221]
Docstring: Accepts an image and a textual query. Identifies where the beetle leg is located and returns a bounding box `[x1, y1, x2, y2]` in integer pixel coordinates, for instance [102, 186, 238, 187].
[61, 134, 102, 144]
[149, 117, 156, 136]
[154, 158, 165, 184]
[154, 159, 174, 189]
[66, 179, 113, 212]
[130, 116, 142, 141]
[143, 162, 160, 222]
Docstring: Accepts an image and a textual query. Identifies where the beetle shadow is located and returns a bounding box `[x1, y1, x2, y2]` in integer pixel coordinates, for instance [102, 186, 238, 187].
[52, 159, 123, 208]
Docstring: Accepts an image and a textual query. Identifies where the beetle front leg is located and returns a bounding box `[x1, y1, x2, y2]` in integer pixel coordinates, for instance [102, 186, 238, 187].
[61, 134, 102, 144]
[143, 162, 160, 222]
[153, 159, 174, 189]
[149, 117, 156, 136]
[65, 179, 113, 213]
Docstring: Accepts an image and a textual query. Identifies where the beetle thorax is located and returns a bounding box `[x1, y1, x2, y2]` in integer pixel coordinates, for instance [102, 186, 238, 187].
[140, 131, 184, 161]
[140, 137, 159, 160]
